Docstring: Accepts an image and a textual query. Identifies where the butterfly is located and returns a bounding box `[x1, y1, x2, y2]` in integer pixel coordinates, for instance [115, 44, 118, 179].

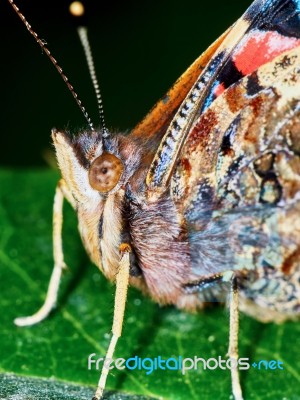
[9, 0, 300, 399]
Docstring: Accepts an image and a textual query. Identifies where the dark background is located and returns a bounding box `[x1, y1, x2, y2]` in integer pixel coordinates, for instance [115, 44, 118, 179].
[1, 0, 251, 167]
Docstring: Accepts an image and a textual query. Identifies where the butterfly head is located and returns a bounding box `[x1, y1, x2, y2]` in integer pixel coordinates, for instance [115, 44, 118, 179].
[52, 128, 141, 203]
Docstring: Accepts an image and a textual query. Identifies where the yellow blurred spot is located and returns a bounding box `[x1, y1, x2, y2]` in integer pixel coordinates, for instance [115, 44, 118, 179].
[69, 1, 85, 17]
[119, 243, 132, 253]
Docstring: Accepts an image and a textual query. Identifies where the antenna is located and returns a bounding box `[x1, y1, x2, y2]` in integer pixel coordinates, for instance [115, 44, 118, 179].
[8, 0, 95, 131]
[70, 2, 109, 138]
[77, 27, 109, 138]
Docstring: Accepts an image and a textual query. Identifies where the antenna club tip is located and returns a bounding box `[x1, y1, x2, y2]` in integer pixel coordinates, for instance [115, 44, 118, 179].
[69, 1, 85, 17]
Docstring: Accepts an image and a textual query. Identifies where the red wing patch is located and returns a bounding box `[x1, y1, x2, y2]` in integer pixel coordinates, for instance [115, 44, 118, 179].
[233, 29, 300, 75]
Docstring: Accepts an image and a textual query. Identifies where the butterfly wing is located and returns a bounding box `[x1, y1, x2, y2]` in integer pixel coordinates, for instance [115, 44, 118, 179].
[129, 28, 232, 151]
[163, 0, 300, 310]
[146, 0, 300, 192]
[173, 44, 300, 289]
[129, 0, 300, 308]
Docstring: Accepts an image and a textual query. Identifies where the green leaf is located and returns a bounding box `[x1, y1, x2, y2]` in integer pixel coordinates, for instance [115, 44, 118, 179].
[0, 169, 300, 400]
[0, 374, 154, 400]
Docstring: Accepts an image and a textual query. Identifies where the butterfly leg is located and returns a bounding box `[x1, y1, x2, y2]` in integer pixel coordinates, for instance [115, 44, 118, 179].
[93, 245, 131, 400]
[228, 276, 243, 400]
[14, 179, 74, 327]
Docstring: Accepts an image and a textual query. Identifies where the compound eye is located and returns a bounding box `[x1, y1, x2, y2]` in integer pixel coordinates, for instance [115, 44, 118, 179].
[88, 152, 124, 193]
